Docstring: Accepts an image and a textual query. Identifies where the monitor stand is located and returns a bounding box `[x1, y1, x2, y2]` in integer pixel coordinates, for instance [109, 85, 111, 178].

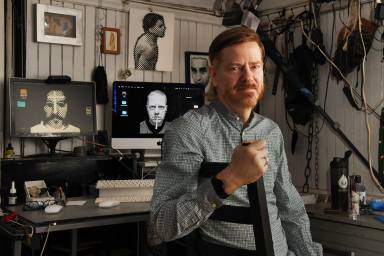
[44, 138, 63, 155]
[22, 138, 72, 158]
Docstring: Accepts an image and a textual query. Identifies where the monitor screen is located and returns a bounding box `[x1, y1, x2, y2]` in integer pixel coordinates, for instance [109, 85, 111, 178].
[9, 78, 97, 138]
[112, 81, 205, 150]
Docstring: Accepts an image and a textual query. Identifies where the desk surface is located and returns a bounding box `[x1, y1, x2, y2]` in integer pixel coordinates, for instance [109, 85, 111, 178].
[2, 197, 151, 256]
[306, 203, 384, 231]
[6, 198, 150, 225]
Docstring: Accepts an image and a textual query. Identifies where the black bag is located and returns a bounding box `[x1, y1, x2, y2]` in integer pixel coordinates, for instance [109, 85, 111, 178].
[92, 66, 109, 104]
[284, 44, 315, 126]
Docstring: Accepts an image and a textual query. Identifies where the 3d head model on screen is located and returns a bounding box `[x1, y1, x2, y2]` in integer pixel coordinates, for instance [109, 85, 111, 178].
[191, 57, 209, 87]
[30, 90, 80, 133]
[134, 12, 166, 70]
[139, 90, 169, 134]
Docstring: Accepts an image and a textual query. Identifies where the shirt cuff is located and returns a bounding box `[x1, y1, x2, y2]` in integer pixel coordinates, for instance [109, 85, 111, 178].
[197, 178, 224, 210]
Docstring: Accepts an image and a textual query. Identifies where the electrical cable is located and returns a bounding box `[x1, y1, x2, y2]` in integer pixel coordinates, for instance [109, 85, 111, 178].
[318, 2, 336, 133]
[357, 0, 384, 193]
[75, 137, 137, 177]
[299, 18, 383, 121]
[9, 219, 34, 237]
[300, 2, 384, 192]
[338, 0, 349, 28]
[136, 222, 140, 256]
[40, 223, 52, 256]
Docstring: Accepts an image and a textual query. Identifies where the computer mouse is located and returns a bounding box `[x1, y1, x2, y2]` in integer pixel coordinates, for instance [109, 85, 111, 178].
[44, 204, 63, 214]
[98, 199, 120, 208]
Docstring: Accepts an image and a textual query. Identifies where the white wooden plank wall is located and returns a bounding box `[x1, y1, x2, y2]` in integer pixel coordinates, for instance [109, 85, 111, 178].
[261, 2, 384, 196]
[7, 0, 384, 196]
[10, 0, 223, 156]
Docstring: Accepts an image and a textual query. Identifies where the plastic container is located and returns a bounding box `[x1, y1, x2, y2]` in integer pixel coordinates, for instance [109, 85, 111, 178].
[4, 143, 15, 158]
[354, 176, 366, 208]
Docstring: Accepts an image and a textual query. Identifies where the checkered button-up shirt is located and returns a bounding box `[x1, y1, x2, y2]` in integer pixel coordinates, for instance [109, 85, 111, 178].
[150, 99, 323, 256]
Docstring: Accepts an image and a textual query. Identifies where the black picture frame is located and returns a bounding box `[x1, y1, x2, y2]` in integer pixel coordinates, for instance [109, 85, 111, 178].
[185, 51, 210, 86]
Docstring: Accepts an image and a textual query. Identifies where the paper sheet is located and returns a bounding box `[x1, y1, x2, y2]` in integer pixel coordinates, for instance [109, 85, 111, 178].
[66, 200, 87, 206]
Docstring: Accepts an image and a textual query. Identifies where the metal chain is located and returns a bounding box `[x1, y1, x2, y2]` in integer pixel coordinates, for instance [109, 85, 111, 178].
[312, 64, 320, 190]
[303, 119, 313, 193]
[314, 118, 320, 189]
[303, 55, 320, 193]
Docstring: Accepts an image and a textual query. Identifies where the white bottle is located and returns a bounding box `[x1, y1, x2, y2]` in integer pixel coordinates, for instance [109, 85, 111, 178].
[351, 191, 360, 220]
[8, 181, 17, 205]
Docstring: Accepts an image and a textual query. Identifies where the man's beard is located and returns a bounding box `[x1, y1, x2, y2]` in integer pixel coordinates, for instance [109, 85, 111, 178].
[145, 118, 165, 134]
[44, 116, 67, 129]
[149, 116, 164, 127]
[226, 80, 264, 109]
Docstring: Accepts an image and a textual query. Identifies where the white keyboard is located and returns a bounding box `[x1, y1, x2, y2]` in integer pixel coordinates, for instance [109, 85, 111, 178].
[96, 179, 154, 189]
[96, 179, 154, 203]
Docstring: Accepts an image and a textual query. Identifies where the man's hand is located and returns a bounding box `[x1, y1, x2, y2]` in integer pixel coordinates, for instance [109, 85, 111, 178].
[216, 140, 268, 195]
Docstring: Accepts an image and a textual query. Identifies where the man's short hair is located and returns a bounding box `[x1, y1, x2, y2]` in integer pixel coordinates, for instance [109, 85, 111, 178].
[206, 27, 265, 101]
[147, 90, 167, 104]
[191, 57, 208, 66]
[208, 26, 265, 64]
[142, 13, 164, 32]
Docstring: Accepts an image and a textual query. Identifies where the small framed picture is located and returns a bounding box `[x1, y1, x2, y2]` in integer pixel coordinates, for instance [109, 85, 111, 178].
[36, 4, 83, 46]
[101, 27, 120, 54]
[185, 51, 210, 88]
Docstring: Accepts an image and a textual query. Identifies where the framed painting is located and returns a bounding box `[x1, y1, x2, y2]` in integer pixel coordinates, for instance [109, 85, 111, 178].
[185, 51, 210, 88]
[101, 27, 120, 54]
[36, 4, 83, 46]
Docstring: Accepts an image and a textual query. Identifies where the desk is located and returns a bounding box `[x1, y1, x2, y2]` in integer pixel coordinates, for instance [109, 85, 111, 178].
[1, 198, 150, 256]
[306, 203, 384, 256]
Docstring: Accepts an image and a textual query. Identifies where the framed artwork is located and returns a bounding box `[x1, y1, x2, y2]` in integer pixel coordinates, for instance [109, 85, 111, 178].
[185, 51, 210, 88]
[101, 27, 120, 54]
[36, 4, 83, 46]
[128, 8, 175, 71]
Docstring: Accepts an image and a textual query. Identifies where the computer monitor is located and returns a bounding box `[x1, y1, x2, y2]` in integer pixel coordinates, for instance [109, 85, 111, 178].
[8, 78, 97, 153]
[112, 81, 205, 150]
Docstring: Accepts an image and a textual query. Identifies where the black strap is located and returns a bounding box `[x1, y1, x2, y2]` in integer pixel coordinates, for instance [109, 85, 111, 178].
[199, 162, 228, 178]
[199, 162, 274, 256]
[209, 205, 251, 224]
[198, 237, 258, 256]
[200, 162, 251, 224]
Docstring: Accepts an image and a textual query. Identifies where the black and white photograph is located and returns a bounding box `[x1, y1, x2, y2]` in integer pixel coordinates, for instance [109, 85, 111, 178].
[29, 89, 81, 134]
[185, 51, 210, 89]
[112, 81, 204, 139]
[128, 8, 174, 71]
[139, 90, 170, 134]
[10, 80, 96, 137]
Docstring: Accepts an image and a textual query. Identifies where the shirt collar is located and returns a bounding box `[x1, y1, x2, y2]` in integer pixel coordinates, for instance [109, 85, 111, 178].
[211, 98, 258, 127]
